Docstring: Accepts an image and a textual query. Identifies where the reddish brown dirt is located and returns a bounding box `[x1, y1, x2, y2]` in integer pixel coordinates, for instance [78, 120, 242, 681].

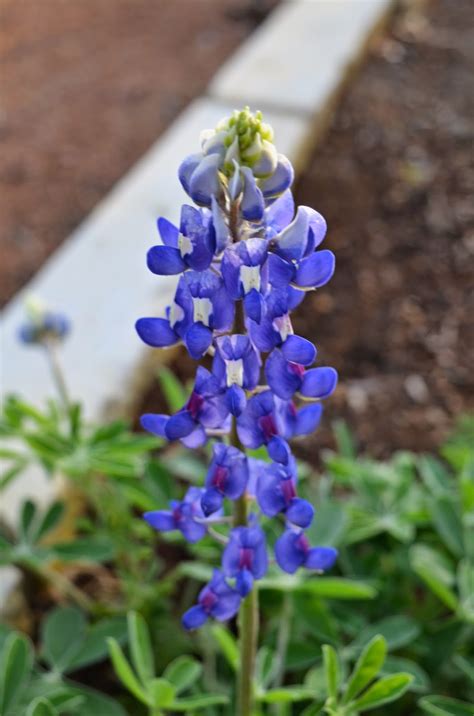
[293, 0, 474, 459]
[0, 0, 277, 306]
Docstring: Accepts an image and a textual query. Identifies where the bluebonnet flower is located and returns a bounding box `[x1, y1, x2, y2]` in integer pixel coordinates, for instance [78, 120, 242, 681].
[141, 367, 229, 447]
[256, 460, 314, 528]
[222, 524, 268, 596]
[275, 529, 338, 574]
[144, 487, 208, 544]
[202, 443, 249, 516]
[18, 297, 70, 345]
[182, 569, 241, 630]
[138, 108, 339, 631]
[147, 205, 216, 275]
[212, 334, 260, 415]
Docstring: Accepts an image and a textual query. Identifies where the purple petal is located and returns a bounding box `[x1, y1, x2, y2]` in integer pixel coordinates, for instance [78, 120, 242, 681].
[281, 335, 316, 366]
[182, 605, 208, 630]
[240, 167, 265, 221]
[305, 546, 338, 571]
[275, 531, 305, 574]
[189, 154, 222, 206]
[136, 318, 177, 348]
[307, 211, 327, 252]
[226, 384, 246, 417]
[165, 410, 196, 440]
[178, 153, 201, 194]
[185, 323, 213, 359]
[236, 569, 254, 597]
[181, 425, 207, 448]
[301, 367, 338, 399]
[267, 436, 291, 464]
[212, 196, 230, 253]
[294, 403, 323, 436]
[180, 518, 207, 544]
[143, 510, 175, 531]
[260, 155, 294, 199]
[295, 250, 335, 288]
[210, 590, 241, 621]
[157, 217, 179, 247]
[265, 349, 302, 400]
[244, 289, 264, 323]
[201, 488, 223, 517]
[286, 499, 314, 528]
[147, 246, 185, 275]
[265, 189, 295, 233]
[267, 253, 294, 287]
[140, 413, 168, 437]
[273, 206, 310, 262]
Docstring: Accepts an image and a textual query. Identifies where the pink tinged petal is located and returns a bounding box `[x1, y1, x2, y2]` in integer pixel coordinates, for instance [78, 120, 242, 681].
[157, 217, 179, 247]
[281, 335, 316, 366]
[305, 546, 338, 571]
[135, 317, 177, 348]
[295, 250, 335, 288]
[301, 367, 338, 399]
[143, 510, 175, 532]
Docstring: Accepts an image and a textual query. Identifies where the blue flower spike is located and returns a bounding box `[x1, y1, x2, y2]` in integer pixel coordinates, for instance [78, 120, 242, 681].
[137, 107, 339, 629]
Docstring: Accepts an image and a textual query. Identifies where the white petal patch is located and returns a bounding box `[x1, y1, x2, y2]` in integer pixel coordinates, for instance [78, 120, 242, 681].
[225, 359, 244, 387]
[272, 314, 293, 342]
[240, 265, 261, 293]
[193, 297, 213, 326]
[169, 301, 184, 328]
[178, 233, 193, 258]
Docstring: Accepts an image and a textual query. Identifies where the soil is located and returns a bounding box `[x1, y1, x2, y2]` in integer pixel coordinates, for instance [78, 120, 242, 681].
[139, 0, 474, 460]
[0, 0, 278, 307]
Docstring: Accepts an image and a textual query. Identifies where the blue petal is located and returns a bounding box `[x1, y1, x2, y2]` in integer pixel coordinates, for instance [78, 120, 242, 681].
[212, 196, 230, 252]
[147, 246, 185, 275]
[307, 211, 327, 252]
[260, 155, 294, 198]
[295, 250, 335, 288]
[301, 367, 338, 399]
[180, 518, 207, 544]
[226, 384, 246, 417]
[165, 410, 195, 440]
[211, 286, 235, 330]
[240, 167, 265, 221]
[281, 335, 316, 366]
[266, 189, 295, 233]
[140, 413, 168, 437]
[244, 289, 264, 323]
[294, 404, 323, 436]
[143, 510, 175, 531]
[210, 590, 241, 621]
[181, 426, 207, 448]
[273, 206, 309, 262]
[268, 436, 291, 464]
[182, 605, 208, 630]
[136, 317, 177, 348]
[189, 154, 222, 206]
[178, 153, 201, 194]
[201, 488, 223, 517]
[157, 217, 179, 247]
[274, 531, 305, 574]
[222, 537, 240, 576]
[267, 253, 294, 287]
[286, 499, 314, 528]
[185, 323, 213, 359]
[265, 349, 302, 400]
[236, 569, 254, 597]
[305, 546, 338, 571]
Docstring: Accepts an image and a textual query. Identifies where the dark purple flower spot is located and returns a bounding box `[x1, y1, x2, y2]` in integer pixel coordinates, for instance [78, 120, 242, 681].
[281, 479, 296, 504]
[239, 547, 254, 570]
[259, 413, 278, 441]
[212, 465, 228, 493]
[200, 588, 218, 613]
[288, 361, 305, 379]
[187, 391, 204, 418]
[297, 533, 310, 554]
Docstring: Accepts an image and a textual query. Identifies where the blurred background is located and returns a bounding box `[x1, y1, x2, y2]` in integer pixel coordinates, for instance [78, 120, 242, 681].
[1, 0, 473, 457]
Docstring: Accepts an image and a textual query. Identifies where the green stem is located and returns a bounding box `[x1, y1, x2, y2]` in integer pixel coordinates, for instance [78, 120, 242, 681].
[44, 341, 75, 435]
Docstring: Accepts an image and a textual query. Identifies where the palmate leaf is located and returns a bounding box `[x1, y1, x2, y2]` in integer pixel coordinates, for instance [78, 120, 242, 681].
[41, 607, 87, 674]
[163, 655, 202, 694]
[322, 644, 340, 699]
[127, 611, 155, 687]
[342, 635, 387, 704]
[0, 632, 34, 715]
[107, 638, 149, 705]
[410, 544, 458, 611]
[351, 673, 413, 711]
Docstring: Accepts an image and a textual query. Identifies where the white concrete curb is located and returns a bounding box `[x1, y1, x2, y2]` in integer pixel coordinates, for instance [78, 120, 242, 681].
[0, 0, 394, 606]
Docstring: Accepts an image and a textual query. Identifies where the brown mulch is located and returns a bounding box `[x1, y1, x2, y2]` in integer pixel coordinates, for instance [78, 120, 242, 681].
[0, 0, 277, 307]
[292, 0, 474, 459]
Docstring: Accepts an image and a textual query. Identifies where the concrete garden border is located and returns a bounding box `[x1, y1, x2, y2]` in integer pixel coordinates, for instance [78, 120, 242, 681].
[0, 0, 394, 605]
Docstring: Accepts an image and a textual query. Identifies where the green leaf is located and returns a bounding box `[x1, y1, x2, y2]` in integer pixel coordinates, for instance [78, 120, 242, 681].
[322, 645, 340, 700]
[0, 632, 34, 714]
[255, 647, 278, 690]
[299, 578, 377, 600]
[65, 684, 127, 716]
[35, 502, 65, 542]
[333, 420, 356, 459]
[307, 502, 347, 547]
[107, 638, 149, 705]
[381, 657, 430, 693]
[127, 611, 155, 687]
[163, 655, 202, 694]
[149, 678, 175, 708]
[52, 536, 115, 563]
[352, 673, 413, 711]
[457, 559, 474, 623]
[19, 500, 37, 543]
[157, 366, 189, 412]
[170, 694, 229, 710]
[419, 695, 474, 715]
[26, 697, 58, 716]
[351, 616, 420, 652]
[41, 607, 87, 674]
[431, 496, 464, 557]
[343, 635, 387, 703]
[210, 624, 239, 672]
[410, 545, 458, 611]
[66, 616, 127, 673]
[258, 687, 315, 703]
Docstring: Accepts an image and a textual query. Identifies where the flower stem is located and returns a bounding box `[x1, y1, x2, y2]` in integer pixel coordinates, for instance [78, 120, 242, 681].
[44, 340, 73, 426]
